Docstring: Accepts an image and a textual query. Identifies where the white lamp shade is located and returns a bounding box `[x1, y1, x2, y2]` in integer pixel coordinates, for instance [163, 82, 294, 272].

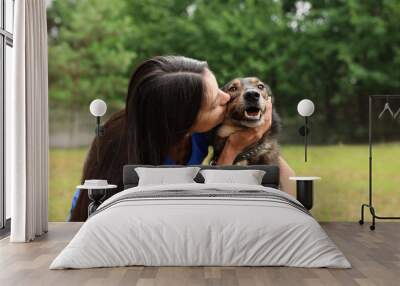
[89, 99, 107, 117]
[297, 99, 315, 117]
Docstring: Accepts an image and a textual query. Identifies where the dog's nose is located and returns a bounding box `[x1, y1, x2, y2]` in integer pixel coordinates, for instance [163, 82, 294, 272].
[244, 91, 260, 102]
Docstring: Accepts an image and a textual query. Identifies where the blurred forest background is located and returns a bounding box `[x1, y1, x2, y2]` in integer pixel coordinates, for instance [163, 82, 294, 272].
[47, 0, 400, 145]
[46, 0, 400, 221]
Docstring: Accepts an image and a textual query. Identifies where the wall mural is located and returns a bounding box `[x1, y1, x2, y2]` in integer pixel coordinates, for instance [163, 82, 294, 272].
[46, 0, 400, 222]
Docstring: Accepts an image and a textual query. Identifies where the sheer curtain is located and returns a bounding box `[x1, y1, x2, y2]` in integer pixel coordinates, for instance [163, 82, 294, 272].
[7, 0, 49, 242]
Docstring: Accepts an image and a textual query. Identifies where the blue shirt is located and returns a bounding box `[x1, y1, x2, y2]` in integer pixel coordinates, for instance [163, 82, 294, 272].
[68, 132, 210, 220]
[163, 132, 209, 165]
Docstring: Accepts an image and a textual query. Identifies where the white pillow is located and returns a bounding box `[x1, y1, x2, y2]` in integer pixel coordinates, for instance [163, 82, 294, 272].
[200, 169, 266, 185]
[135, 167, 201, 186]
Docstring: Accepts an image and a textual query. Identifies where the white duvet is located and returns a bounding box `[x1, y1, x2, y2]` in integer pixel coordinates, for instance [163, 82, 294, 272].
[50, 183, 351, 269]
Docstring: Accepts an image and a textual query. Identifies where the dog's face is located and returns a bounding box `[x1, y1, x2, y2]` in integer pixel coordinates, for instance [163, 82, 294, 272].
[222, 77, 272, 128]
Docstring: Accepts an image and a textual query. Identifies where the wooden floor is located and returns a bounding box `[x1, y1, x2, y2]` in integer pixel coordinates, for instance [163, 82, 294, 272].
[0, 222, 399, 286]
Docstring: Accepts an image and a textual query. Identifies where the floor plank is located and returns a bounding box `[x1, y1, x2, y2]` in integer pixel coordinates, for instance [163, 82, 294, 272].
[0, 222, 399, 286]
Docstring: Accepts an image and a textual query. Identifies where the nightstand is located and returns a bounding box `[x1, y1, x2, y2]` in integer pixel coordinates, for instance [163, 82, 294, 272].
[76, 184, 117, 216]
[289, 176, 321, 210]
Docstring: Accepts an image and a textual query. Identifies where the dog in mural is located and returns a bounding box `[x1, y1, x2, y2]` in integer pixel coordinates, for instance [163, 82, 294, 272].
[213, 77, 281, 165]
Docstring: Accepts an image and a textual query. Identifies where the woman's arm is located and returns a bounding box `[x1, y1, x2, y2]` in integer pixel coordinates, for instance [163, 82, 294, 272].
[278, 156, 296, 198]
[216, 139, 240, 165]
[69, 110, 127, 222]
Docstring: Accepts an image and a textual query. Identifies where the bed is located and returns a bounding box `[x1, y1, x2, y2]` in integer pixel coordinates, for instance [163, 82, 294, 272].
[50, 165, 351, 269]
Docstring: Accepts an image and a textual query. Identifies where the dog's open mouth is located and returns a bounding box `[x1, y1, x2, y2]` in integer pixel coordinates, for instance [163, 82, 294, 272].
[244, 107, 261, 120]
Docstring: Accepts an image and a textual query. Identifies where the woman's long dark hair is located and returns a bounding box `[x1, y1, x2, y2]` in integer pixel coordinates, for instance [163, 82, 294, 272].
[126, 56, 208, 164]
[69, 56, 209, 221]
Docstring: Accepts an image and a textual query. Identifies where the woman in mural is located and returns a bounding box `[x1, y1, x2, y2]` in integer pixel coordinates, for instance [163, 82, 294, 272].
[69, 56, 295, 221]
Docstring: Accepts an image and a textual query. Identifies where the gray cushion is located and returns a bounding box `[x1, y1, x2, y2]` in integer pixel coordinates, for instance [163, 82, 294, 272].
[135, 167, 201, 186]
[123, 164, 280, 189]
[199, 169, 266, 185]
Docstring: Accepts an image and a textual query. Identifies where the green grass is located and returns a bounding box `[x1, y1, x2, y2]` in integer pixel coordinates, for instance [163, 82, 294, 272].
[49, 144, 400, 222]
[49, 148, 88, 221]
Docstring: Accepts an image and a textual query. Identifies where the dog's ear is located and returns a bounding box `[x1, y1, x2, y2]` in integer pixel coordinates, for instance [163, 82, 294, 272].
[265, 84, 273, 97]
[265, 84, 274, 104]
[221, 80, 233, 92]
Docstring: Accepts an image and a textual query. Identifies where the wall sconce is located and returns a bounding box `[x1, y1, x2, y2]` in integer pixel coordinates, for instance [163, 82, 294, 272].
[297, 99, 315, 162]
[89, 99, 107, 163]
